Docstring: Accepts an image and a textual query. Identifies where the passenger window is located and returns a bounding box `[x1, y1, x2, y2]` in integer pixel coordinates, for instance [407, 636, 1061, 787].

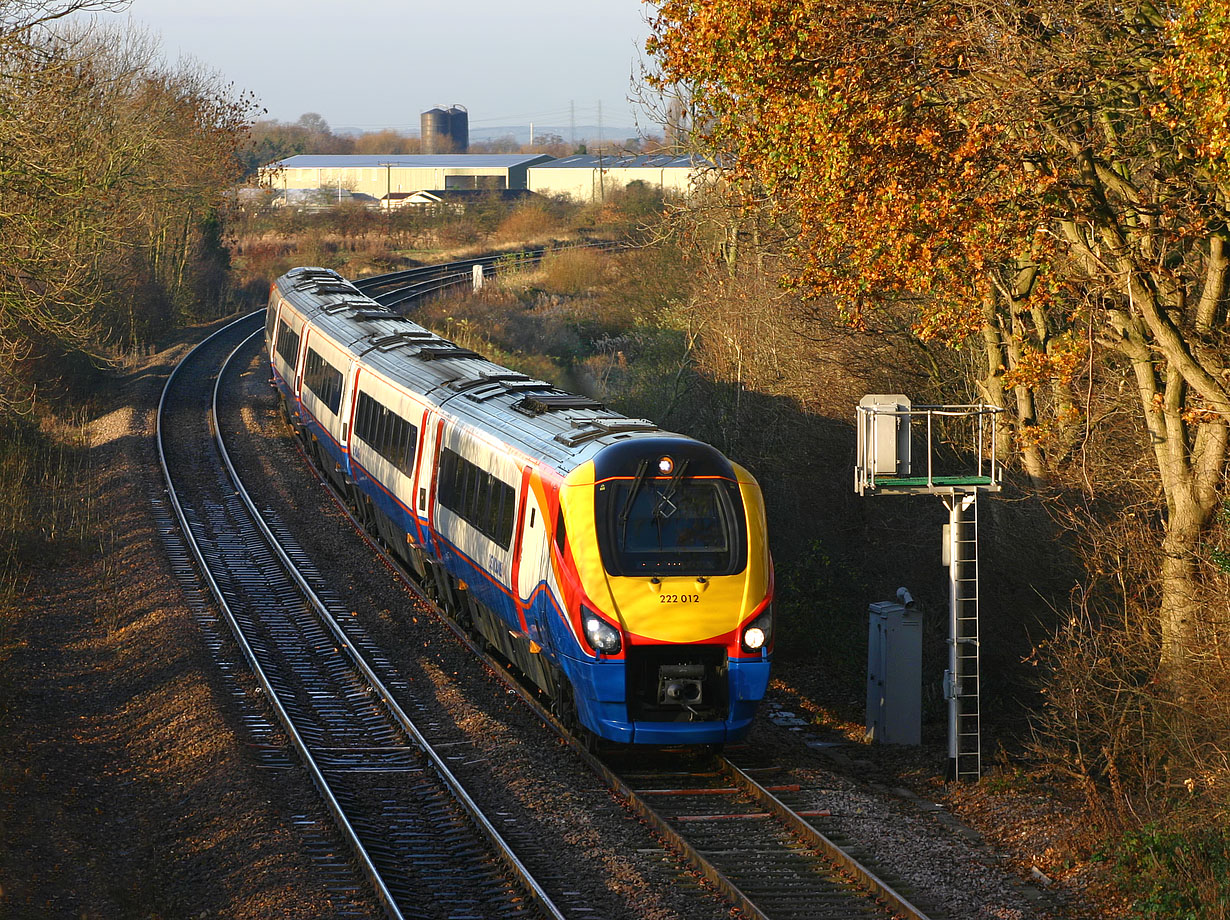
[436, 447, 515, 550]
[354, 391, 417, 477]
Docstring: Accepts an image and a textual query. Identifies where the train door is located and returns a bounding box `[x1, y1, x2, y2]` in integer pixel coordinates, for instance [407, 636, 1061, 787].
[339, 357, 358, 450]
[416, 412, 444, 547]
[264, 289, 280, 356]
[516, 468, 551, 650]
[293, 326, 305, 404]
[269, 302, 306, 422]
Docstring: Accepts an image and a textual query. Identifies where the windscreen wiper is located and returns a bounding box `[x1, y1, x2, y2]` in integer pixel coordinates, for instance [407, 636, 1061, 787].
[619, 458, 650, 544]
[651, 459, 690, 521]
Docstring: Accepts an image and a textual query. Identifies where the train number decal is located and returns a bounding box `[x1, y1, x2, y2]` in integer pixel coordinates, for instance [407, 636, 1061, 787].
[659, 594, 701, 604]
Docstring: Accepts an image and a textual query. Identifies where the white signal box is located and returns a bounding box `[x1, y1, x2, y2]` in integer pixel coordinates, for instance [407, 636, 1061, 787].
[857, 394, 911, 479]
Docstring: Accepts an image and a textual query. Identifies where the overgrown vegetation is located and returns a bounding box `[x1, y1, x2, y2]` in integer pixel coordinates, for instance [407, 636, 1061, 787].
[0, 0, 257, 596]
[1111, 824, 1230, 920]
[0, 1, 256, 416]
[0, 415, 99, 563]
[643, 1, 1230, 913]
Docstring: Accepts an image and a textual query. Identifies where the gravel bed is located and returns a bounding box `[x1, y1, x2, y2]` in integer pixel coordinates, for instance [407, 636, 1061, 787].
[0, 317, 1115, 919]
[226, 335, 1107, 920]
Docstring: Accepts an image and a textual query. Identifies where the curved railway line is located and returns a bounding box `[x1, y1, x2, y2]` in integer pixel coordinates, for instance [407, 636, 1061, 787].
[158, 315, 564, 920]
[158, 253, 948, 920]
[350, 240, 623, 310]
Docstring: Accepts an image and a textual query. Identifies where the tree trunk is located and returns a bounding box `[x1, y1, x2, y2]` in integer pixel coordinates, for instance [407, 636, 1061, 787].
[1158, 511, 1204, 673]
[1116, 314, 1229, 674]
[978, 289, 1047, 485]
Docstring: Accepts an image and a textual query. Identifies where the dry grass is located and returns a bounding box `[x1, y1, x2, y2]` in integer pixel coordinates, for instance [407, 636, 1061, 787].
[0, 415, 98, 568]
[494, 203, 559, 244]
[538, 247, 609, 295]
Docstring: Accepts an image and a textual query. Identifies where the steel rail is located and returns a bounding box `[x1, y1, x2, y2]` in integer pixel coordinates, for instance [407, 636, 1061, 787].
[350, 254, 504, 294]
[721, 760, 932, 919]
[157, 312, 406, 920]
[255, 245, 928, 920]
[214, 328, 566, 920]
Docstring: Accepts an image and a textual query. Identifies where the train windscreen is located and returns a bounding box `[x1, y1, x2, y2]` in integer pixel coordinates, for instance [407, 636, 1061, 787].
[596, 475, 746, 577]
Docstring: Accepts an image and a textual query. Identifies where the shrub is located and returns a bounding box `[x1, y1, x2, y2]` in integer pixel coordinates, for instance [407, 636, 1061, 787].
[494, 203, 559, 243]
[1111, 825, 1230, 920]
[539, 247, 606, 295]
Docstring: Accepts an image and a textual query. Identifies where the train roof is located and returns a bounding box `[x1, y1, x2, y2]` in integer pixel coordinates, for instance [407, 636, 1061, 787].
[275, 267, 688, 474]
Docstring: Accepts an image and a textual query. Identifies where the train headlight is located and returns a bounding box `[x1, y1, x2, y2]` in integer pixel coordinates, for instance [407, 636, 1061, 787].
[582, 606, 622, 655]
[740, 606, 773, 654]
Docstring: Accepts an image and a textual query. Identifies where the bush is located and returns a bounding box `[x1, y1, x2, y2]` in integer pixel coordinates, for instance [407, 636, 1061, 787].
[538, 247, 607, 295]
[1112, 825, 1230, 920]
[494, 203, 560, 243]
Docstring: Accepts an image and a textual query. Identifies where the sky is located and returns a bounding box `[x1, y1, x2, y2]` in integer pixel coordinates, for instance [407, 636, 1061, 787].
[87, 0, 658, 138]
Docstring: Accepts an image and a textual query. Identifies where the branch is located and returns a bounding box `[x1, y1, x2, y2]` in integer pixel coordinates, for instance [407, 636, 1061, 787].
[1195, 231, 1228, 335]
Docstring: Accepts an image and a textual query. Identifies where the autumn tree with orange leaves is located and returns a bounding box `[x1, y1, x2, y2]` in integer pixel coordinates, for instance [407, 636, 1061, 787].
[647, 0, 1230, 677]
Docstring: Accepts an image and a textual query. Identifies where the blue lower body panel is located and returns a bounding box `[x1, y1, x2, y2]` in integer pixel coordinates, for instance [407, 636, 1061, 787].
[351, 463, 435, 554]
[561, 653, 771, 745]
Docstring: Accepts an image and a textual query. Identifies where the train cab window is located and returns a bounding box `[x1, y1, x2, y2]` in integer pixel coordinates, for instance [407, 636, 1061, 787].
[555, 506, 567, 554]
[354, 391, 417, 476]
[597, 477, 745, 577]
[437, 447, 515, 549]
[302, 348, 343, 415]
[275, 320, 300, 369]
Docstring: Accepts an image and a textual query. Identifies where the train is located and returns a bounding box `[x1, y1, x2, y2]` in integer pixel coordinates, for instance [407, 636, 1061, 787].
[265, 266, 773, 747]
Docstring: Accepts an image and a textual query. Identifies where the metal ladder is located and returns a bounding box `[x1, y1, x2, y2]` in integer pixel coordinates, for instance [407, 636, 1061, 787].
[945, 494, 981, 781]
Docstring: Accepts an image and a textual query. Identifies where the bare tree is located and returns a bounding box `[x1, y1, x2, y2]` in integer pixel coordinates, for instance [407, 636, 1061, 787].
[0, 15, 257, 412]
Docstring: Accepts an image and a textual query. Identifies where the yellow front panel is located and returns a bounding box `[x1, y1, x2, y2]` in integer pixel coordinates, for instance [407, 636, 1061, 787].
[612, 573, 750, 643]
[560, 462, 771, 645]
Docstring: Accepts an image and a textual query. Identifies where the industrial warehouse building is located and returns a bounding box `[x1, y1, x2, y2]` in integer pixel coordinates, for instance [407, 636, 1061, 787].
[262, 154, 554, 204]
[260, 152, 712, 207]
[526, 154, 710, 203]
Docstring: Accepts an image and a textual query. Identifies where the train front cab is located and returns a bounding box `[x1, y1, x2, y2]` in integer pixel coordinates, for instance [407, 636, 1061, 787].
[553, 438, 773, 746]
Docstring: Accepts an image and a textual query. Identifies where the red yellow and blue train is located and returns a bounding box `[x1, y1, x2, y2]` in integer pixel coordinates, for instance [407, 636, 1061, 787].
[266, 266, 773, 747]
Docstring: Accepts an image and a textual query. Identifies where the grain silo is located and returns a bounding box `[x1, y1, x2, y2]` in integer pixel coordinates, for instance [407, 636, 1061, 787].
[421, 106, 451, 154]
[446, 105, 469, 152]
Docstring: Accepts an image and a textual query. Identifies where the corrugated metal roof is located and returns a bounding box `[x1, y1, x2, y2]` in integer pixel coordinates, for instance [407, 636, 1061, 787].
[272, 154, 553, 169]
[275, 267, 672, 471]
[528, 154, 707, 170]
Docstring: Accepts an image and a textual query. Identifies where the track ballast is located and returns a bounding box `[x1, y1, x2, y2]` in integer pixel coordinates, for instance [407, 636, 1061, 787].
[158, 314, 563, 920]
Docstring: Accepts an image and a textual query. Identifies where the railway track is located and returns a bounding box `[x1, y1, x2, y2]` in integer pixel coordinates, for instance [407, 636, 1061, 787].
[610, 752, 943, 920]
[160, 252, 950, 920]
[350, 239, 623, 309]
[157, 314, 565, 920]
[270, 256, 938, 919]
